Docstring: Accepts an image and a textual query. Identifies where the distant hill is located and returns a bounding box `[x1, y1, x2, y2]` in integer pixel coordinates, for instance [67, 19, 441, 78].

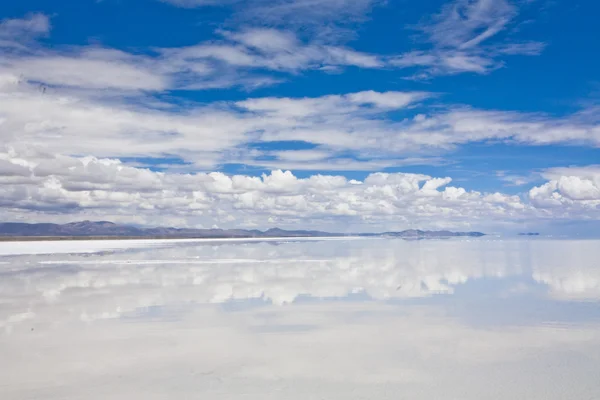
[0, 221, 337, 238]
[0, 221, 485, 240]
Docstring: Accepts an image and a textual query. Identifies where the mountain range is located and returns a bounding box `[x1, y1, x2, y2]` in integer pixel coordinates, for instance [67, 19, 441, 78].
[0, 221, 485, 239]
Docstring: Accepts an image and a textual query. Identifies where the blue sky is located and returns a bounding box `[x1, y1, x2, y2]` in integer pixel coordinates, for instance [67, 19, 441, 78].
[0, 0, 599, 233]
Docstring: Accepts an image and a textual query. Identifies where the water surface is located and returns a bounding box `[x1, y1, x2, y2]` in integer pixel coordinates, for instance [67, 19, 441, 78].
[1, 238, 599, 399]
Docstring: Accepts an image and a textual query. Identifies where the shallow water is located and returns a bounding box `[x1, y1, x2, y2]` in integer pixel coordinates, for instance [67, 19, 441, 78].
[1, 238, 599, 399]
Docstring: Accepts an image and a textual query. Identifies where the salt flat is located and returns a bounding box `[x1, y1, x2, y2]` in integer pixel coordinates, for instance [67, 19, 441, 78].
[1, 238, 599, 400]
[0, 235, 363, 256]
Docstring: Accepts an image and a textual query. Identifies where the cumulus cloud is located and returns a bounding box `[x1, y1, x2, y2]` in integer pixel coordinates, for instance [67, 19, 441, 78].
[529, 166, 600, 213]
[542, 165, 600, 182]
[0, 147, 533, 229]
[0, 8, 592, 231]
[1, 145, 599, 230]
[1, 74, 600, 229]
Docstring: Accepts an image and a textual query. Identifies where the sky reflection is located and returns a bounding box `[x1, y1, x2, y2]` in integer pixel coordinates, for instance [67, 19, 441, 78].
[1, 238, 599, 399]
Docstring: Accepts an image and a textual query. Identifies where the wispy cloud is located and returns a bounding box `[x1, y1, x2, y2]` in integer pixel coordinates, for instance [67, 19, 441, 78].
[240, 0, 378, 24]
[0, 13, 51, 50]
[160, 0, 382, 41]
[2, 69, 600, 228]
[398, 0, 545, 77]
[423, 0, 517, 49]
[159, 0, 230, 8]
[0, 13, 50, 39]
[0, 20, 389, 92]
[8, 50, 168, 91]
[236, 0, 381, 40]
[496, 170, 536, 186]
[161, 27, 386, 76]
[2, 68, 600, 175]
[155, 0, 545, 77]
[0, 5, 589, 230]
[0, 7, 547, 94]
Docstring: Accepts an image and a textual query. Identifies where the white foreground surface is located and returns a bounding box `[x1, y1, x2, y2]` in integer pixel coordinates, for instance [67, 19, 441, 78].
[0, 236, 361, 256]
[1, 238, 599, 399]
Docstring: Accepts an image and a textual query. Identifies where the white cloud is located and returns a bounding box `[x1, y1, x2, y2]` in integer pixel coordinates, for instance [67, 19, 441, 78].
[1, 145, 599, 230]
[8, 53, 169, 91]
[162, 0, 382, 41]
[271, 149, 333, 162]
[1, 75, 600, 181]
[0, 79, 438, 170]
[224, 28, 299, 52]
[529, 166, 600, 212]
[236, 90, 430, 117]
[556, 176, 600, 201]
[496, 171, 534, 187]
[542, 165, 600, 182]
[0, 13, 50, 44]
[424, 0, 517, 50]
[401, 0, 545, 77]
[245, 157, 445, 172]
[345, 90, 432, 108]
[241, 0, 379, 26]
[237, 102, 600, 160]
[0, 23, 388, 92]
[0, 9, 592, 231]
[0, 148, 517, 228]
[2, 67, 600, 179]
[0, 5, 547, 94]
[162, 28, 387, 75]
[494, 41, 546, 56]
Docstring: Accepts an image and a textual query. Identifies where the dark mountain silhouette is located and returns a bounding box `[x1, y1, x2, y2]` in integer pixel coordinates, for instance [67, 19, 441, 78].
[0, 221, 336, 238]
[0, 221, 485, 239]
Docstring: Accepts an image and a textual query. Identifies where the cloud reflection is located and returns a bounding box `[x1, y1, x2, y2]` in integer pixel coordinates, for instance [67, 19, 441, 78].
[1, 238, 600, 399]
[0, 238, 599, 325]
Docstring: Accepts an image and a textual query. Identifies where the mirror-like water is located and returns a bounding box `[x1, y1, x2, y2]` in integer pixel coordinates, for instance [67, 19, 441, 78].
[1, 238, 599, 399]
